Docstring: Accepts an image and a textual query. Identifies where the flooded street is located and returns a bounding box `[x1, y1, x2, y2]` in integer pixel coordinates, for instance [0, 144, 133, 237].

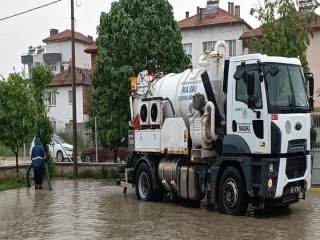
[0, 180, 319, 240]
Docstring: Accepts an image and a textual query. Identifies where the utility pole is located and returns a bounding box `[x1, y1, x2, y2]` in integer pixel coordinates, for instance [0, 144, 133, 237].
[71, 0, 78, 176]
[95, 116, 98, 163]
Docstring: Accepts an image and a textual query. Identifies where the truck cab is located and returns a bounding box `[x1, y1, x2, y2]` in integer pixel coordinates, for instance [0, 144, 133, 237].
[219, 54, 313, 213]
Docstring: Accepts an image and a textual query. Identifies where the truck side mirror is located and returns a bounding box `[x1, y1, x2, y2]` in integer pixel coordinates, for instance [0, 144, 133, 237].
[247, 73, 255, 96]
[248, 96, 256, 109]
[233, 67, 244, 80]
[309, 75, 314, 97]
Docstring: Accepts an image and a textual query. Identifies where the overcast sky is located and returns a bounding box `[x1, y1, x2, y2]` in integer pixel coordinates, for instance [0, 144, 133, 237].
[0, 0, 315, 79]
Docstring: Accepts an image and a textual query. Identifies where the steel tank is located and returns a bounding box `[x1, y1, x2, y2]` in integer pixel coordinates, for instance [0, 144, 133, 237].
[149, 64, 225, 129]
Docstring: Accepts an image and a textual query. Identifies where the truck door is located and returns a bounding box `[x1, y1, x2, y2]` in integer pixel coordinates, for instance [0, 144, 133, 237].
[230, 61, 269, 154]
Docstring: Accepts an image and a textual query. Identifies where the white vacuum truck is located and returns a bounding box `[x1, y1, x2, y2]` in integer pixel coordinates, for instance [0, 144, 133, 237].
[121, 41, 314, 215]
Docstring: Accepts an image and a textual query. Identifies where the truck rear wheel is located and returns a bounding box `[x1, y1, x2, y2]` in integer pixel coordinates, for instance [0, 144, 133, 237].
[135, 162, 163, 201]
[219, 166, 248, 215]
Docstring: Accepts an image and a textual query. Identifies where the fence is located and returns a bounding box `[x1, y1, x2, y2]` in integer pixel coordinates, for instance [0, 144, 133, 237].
[65, 122, 92, 148]
[311, 112, 320, 185]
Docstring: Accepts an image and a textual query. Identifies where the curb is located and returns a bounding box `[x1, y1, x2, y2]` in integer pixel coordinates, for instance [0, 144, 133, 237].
[311, 188, 320, 192]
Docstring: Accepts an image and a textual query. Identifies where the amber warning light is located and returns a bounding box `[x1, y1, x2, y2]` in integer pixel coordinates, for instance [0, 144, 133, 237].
[131, 77, 137, 92]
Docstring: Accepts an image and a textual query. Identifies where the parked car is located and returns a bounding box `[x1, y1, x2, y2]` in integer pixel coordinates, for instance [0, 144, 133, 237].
[81, 146, 129, 163]
[30, 134, 73, 162]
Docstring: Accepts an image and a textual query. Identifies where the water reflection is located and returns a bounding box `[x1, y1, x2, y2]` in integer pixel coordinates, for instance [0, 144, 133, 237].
[0, 180, 319, 240]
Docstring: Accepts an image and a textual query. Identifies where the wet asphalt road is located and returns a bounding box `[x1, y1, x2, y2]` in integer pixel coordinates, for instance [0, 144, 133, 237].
[0, 179, 319, 240]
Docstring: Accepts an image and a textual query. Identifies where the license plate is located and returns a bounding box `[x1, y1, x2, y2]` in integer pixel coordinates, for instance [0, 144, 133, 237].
[290, 186, 301, 193]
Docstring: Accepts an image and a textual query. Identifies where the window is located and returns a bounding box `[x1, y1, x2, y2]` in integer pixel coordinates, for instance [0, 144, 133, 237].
[235, 64, 262, 109]
[203, 41, 216, 52]
[183, 43, 192, 57]
[68, 90, 72, 104]
[47, 62, 56, 72]
[48, 91, 56, 106]
[226, 40, 236, 57]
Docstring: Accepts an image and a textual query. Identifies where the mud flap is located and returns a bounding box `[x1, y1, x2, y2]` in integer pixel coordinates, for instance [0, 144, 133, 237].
[209, 165, 220, 207]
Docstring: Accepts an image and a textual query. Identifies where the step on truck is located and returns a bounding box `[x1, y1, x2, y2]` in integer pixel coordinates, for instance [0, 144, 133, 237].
[121, 41, 314, 215]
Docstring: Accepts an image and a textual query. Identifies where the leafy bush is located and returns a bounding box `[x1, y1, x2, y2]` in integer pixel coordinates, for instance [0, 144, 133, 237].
[16, 171, 25, 184]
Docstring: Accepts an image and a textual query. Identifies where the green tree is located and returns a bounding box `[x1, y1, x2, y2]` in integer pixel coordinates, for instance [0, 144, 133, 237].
[250, 0, 319, 72]
[90, 0, 190, 154]
[0, 74, 36, 173]
[29, 65, 55, 175]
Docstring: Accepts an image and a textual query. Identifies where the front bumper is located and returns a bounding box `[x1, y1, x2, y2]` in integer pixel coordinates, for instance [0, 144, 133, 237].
[261, 155, 311, 199]
[276, 155, 311, 198]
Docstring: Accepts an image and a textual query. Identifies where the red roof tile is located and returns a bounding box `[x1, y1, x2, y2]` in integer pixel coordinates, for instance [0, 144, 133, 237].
[84, 44, 98, 53]
[50, 67, 92, 87]
[178, 8, 252, 30]
[43, 29, 94, 44]
[239, 28, 263, 40]
[240, 14, 320, 40]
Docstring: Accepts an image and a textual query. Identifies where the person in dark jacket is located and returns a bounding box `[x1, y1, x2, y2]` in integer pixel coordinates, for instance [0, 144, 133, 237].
[31, 138, 46, 190]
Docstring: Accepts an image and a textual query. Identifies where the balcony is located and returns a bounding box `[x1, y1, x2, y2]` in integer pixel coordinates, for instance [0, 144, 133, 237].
[21, 54, 33, 65]
[43, 53, 61, 63]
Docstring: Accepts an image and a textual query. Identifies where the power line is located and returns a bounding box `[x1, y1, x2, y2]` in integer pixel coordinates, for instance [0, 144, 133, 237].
[0, 0, 62, 22]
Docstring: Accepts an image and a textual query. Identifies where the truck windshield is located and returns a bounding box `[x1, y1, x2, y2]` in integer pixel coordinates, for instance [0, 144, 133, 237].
[264, 64, 309, 113]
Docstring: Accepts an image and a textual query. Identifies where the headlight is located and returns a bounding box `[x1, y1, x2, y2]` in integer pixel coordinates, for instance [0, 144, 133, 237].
[64, 147, 72, 151]
[268, 178, 273, 189]
[269, 163, 274, 173]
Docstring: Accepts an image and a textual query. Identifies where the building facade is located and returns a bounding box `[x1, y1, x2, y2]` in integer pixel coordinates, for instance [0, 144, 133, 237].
[21, 29, 93, 78]
[21, 29, 94, 132]
[84, 44, 98, 71]
[48, 67, 91, 132]
[178, 1, 252, 68]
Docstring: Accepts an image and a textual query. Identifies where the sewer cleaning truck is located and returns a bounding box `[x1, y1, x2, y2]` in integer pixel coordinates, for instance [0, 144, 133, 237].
[121, 41, 314, 215]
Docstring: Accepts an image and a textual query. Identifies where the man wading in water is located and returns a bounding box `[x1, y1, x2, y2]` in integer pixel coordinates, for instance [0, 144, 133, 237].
[31, 138, 46, 190]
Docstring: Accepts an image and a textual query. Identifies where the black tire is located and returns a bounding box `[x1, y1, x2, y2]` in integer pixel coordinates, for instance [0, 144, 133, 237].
[57, 151, 64, 162]
[218, 166, 248, 215]
[85, 154, 92, 162]
[135, 162, 163, 201]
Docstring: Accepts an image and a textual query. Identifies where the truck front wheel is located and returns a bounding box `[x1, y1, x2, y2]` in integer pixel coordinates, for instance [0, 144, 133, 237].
[135, 162, 163, 201]
[219, 166, 248, 215]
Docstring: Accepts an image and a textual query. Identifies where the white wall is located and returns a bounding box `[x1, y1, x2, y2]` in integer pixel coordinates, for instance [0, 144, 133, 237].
[48, 85, 84, 132]
[47, 41, 91, 71]
[33, 54, 44, 65]
[307, 31, 320, 108]
[181, 24, 251, 67]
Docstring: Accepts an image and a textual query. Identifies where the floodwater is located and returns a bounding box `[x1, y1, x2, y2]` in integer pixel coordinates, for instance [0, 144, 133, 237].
[0, 180, 319, 240]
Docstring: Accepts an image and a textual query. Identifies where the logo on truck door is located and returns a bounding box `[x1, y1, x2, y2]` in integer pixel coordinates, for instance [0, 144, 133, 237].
[242, 108, 248, 119]
[238, 123, 251, 133]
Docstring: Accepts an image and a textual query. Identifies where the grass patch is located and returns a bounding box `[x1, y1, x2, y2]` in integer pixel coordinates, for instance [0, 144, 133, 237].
[67, 167, 120, 181]
[0, 171, 26, 192]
